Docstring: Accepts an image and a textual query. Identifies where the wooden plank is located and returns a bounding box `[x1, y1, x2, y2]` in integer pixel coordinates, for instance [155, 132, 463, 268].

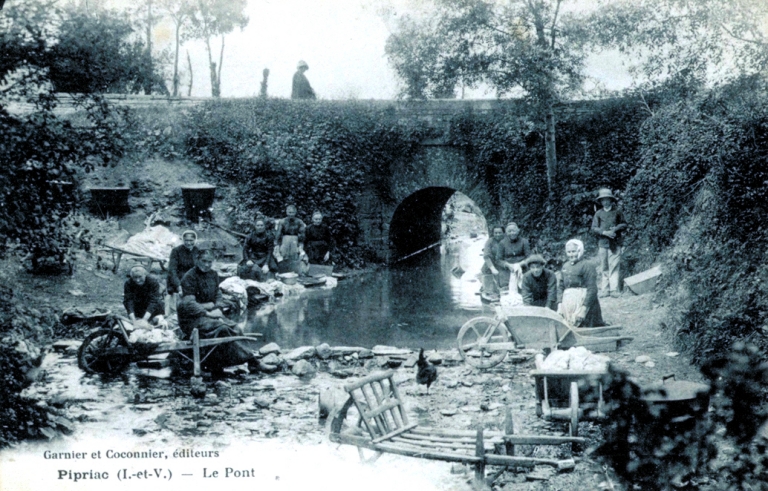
[387, 374, 410, 426]
[624, 265, 662, 295]
[530, 369, 607, 377]
[344, 370, 395, 392]
[410, 427, 503, 439]
[192, 329, 201, 377]
[371, 379, 398, 431]
[350, 389, 380, 440]
[334, 428, 481, 465]
[396, 432, 504, 446]
[501, 435, 587, 445]
[474, 428, 485, 485]
[484, 454, 569, 468]
[373, 442, 482, 464]
[572, 325, 623, 336]
[371, 423, 419, 444]
[361, 384, 390, 435]
[362, 399, 401, 420]
[393, 435, 496, 452]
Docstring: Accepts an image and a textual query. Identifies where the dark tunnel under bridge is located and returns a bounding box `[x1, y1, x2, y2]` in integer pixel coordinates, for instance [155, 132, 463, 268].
[388, 187, 466, 262]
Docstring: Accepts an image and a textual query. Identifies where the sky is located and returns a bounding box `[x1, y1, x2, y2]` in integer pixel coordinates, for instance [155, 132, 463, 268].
[100, 0, 635, 99]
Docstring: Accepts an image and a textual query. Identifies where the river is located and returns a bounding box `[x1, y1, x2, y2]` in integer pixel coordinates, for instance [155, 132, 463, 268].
[245, 234, 490, 350]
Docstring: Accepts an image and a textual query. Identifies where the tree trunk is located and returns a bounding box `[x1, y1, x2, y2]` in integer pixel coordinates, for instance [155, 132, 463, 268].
[172, 19, 180, 97]
[144, 0, 153, 95]
[545, 103, 557, 199]
[216, 36, 225, 97]
[186, 49, 193, 97]
[205, 36, 219, 97]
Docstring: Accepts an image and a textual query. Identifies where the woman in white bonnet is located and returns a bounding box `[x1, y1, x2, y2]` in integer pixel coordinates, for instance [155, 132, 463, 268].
[557, 239, 605, 327]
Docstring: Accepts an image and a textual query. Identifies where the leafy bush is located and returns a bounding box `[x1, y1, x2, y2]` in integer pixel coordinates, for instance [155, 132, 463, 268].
[0, 96, 127, 274]
[0, 283, 64, 447]
[49, 7, 167, 94]
[598, 343, 768, 491]
[625, 77, 768, 360]
[447, 98, 648, 258]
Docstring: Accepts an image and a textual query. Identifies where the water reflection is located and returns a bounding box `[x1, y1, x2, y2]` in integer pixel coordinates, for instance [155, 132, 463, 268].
[245, 234, 491, 350]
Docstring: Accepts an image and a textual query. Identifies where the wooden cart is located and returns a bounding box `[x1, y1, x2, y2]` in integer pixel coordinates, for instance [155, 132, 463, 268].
[102, 244, 167, 273]
[329, 370, 584, 488]
[529, 353, 608, 437]
[457, 305, 633, 369]
[77, 315, 262, 394]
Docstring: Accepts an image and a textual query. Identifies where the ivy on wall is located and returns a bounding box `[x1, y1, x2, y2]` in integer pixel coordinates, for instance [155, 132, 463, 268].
[181, 99, 430, 266]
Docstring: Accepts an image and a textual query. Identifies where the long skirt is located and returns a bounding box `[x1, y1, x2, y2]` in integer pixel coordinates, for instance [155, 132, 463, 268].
[179, 317, 257, 371]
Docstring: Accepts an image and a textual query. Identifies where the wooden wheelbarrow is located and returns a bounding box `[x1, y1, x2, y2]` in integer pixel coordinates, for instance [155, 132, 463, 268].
[102, 244, 167, 273]
[458, 306, 633, 369]
[530, 353, 608, 437]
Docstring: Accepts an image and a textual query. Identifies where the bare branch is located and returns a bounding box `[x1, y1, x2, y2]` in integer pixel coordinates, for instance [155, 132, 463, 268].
[719, 22, 766, 46]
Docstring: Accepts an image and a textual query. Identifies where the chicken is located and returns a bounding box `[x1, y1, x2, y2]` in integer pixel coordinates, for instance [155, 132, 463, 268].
[416, 348, 438, 394]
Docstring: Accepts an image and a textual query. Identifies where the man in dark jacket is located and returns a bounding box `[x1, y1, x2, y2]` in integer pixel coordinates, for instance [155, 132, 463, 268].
[291, 60, 316, 100]
[520, 254, 557, 310]
[124, 266, 165, 328]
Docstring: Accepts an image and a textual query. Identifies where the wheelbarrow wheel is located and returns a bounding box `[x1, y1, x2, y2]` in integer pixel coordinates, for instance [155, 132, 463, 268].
[457, 317, 510, 369]
[78, 329, 131, 374]
[569, 381, 579, 437]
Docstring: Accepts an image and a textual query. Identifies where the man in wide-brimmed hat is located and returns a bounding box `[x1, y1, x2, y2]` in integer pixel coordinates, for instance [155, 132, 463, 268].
[591, 188, 627, 298]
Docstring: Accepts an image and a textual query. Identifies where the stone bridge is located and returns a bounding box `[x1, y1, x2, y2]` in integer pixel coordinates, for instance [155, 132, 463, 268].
[347, 99, 594, 262]
[54, 95, 599, 262]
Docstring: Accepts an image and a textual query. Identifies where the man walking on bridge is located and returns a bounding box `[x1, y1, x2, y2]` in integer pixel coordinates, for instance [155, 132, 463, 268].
[291, 60, 316, 100]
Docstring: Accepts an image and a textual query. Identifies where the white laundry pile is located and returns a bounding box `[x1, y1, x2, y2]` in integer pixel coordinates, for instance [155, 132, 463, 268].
[108, 225, 181, 260]
[540, 346, 610, 372]
[499, 290, 524, 314]
[218, 276, 249, 324]
[128, 327, 177, 345]
[558, 288, 588, 326]
[320, 276, 338, 289]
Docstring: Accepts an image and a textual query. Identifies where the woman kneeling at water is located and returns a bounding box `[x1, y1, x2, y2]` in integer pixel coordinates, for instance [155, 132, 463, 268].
[558, 239, 605, 327]
[178, 248, 258, 372]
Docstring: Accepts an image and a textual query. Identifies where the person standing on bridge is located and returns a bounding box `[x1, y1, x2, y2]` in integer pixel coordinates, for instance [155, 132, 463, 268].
[291, 60, 316, 100]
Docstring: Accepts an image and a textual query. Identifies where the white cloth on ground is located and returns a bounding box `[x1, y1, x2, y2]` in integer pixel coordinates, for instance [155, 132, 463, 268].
[108, 225, 181, 260]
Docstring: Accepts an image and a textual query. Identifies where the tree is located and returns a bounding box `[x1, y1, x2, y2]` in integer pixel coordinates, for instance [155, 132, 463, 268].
[0, 1, 126, 273]
[188, 0, 248, 97]
[385, 0, 589, 198]
[158, 0, 194, 97]
[48, 7, 166, 94]
[586, 0, 768, 91]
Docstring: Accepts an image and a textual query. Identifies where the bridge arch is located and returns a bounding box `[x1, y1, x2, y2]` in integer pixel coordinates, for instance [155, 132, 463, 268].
[389, 187, 488, 260]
